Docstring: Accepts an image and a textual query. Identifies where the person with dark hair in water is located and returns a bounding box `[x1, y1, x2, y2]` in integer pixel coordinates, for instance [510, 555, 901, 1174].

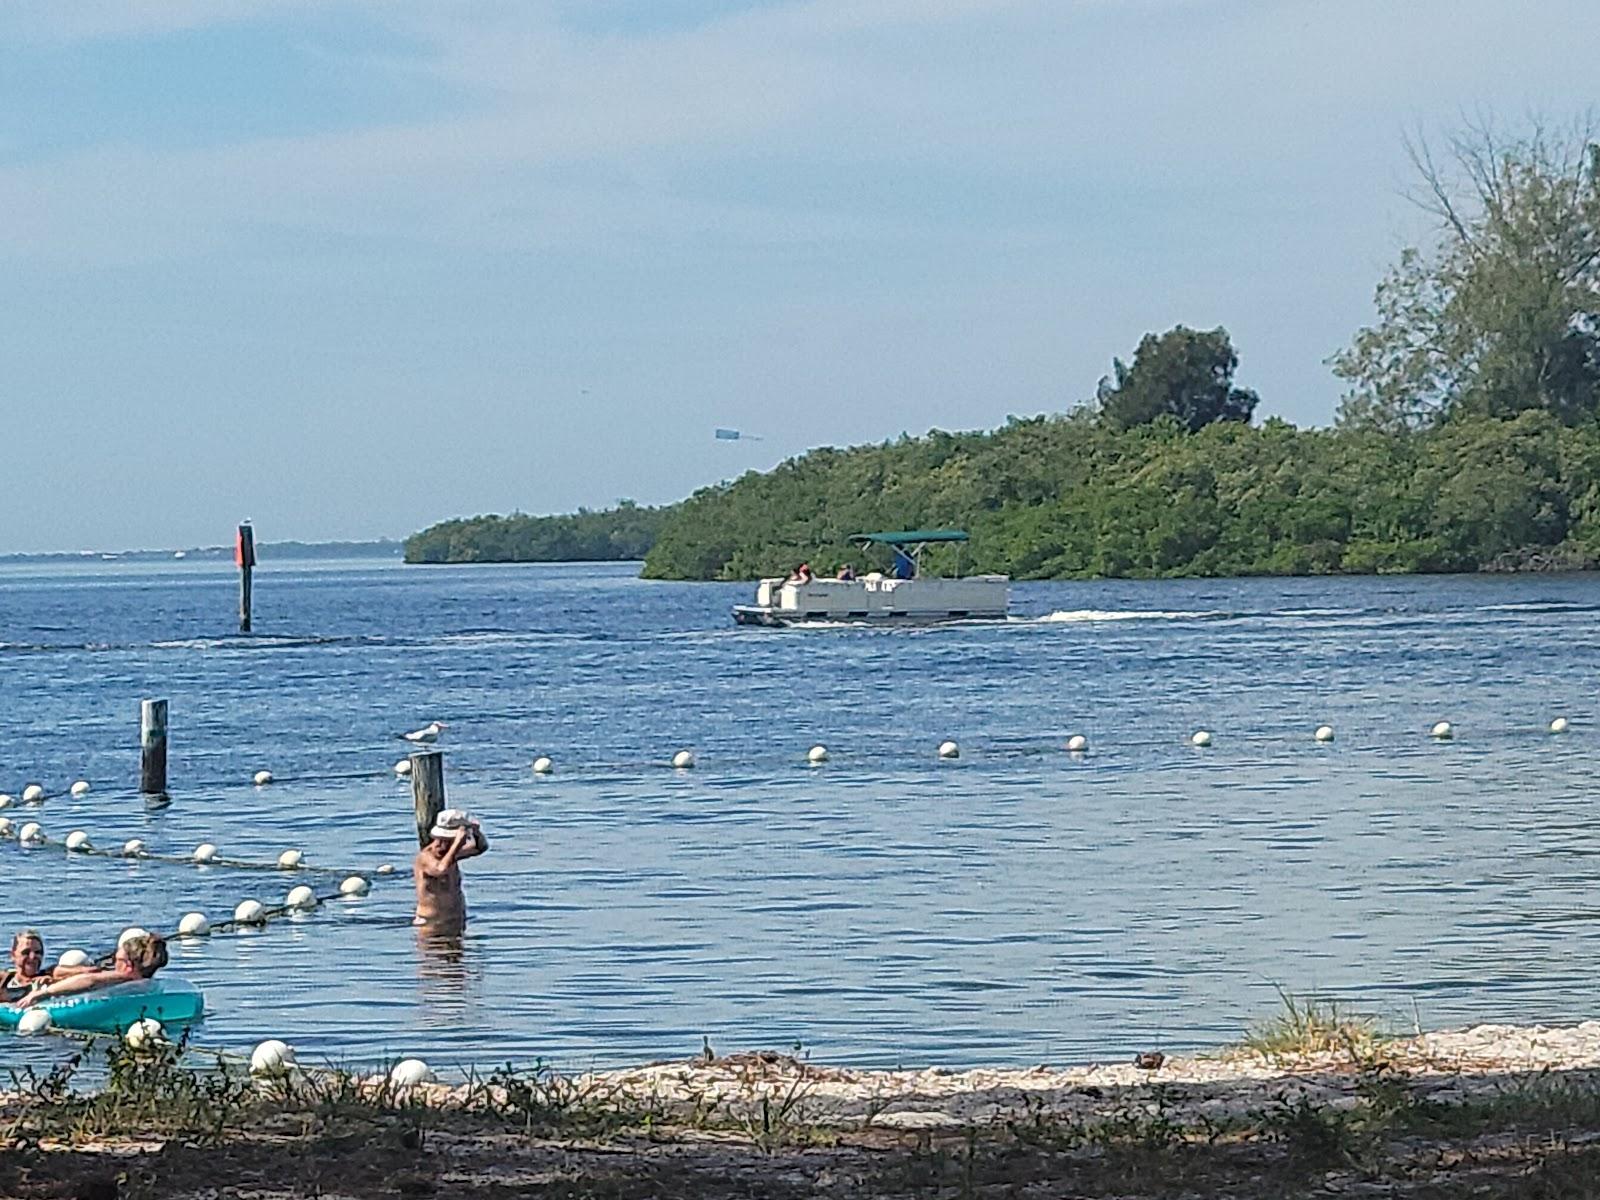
[1, 929, 48, 1002]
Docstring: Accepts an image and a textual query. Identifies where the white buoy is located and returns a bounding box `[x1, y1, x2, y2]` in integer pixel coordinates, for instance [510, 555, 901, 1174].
[18, 822, 43, 845]
[807, 745, 829, 764]
[1314, 725, 1335, 743]
[233, 899, 266, 925]
[1066, 734, 1088, 753]
[339, 875, 370, 897]
[394, 760, 413, 777]
[0, 817, 15, 838]
[937, 740, 960, 759]
[22, 784, 45, 803]
[389, 1058, 435, 1087]
[64, 830, 92, 852]
[672, 750, 696, 769]
[69, 780, 91, 797]
[250, 1039, 297, 1077]
[375, 863, 396, 876]
[56, 949, 90, 968]
[124, 1018, 165, 1049]
[0, 794, 12, 809]
[1191, 730, 1213, 748]
[276, 849, 304, 870]
[193, 842, 219, 864]
[118, 926, 150, 947]
[531, 756, 554, 775]
[17, 1008, 51, 1035]
[253, 770, 274, 786]
[1550, 717, 1571, 734]
[1430, 721, 1454, 740]
[177, 912, 211, 937]
[122, 838, 146, 857]
[284, 884, 316, 911]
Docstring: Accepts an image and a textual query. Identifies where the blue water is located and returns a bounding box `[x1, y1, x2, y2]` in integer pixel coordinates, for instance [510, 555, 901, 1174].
[3, 558, 1599, 1075]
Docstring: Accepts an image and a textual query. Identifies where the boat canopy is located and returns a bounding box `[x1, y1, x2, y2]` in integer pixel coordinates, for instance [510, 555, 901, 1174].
[850, 530, 969, 546]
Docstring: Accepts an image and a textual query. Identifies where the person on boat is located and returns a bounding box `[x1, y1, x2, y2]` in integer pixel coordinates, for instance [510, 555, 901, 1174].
[2, 929, 48, 1001]
[836, 564, 856, 581]
[414, 808, 489, 930]
[790, 562, 813, 583]
[892, 547, 917, 580]
[13, 933, 168, 1008]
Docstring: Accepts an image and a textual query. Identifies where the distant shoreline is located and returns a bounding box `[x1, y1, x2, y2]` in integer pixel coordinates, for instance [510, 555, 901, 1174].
[0, 539, 405, 565]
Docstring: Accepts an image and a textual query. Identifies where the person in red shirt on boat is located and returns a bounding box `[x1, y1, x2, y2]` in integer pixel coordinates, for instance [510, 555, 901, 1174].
[790, 563, 814, 583]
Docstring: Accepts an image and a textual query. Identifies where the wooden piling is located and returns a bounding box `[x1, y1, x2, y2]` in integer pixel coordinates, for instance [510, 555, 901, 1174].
[236, 522, 256, 633]
[411, 751, 446, 847]
[140, 699, 168, 795]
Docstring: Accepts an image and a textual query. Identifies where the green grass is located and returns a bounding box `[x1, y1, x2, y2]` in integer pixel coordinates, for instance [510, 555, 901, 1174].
[1238, 987, 1382, 1060]
[12, 1035, 1600, 1197]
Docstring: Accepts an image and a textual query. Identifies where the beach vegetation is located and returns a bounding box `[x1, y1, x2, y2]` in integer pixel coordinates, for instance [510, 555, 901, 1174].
[410, 114, 1600, 585]
[11, 1037, 1600, 1197]
[404, 499, 666, 564]
[1238, 988, 1381, 1061]
[1333, 115, 1600, 433]
[1096, 325, 1259, 433]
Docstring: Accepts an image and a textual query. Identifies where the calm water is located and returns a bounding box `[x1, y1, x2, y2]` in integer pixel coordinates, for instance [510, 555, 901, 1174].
[2, 558, 1599, 1074]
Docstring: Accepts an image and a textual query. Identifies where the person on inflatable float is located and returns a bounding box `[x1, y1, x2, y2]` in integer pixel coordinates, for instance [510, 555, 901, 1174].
[2, 929, 49, 1001]
[14, 933, 168, 1009]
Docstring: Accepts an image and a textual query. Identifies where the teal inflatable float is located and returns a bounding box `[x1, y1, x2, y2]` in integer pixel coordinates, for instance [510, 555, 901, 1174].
[0, 978, 204, 1033]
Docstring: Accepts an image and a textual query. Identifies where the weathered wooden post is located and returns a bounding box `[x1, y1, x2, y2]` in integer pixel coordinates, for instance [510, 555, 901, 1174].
[411, 751, 446, 847]
[140, 699, 168, 795]
[236, 522, 256, 633]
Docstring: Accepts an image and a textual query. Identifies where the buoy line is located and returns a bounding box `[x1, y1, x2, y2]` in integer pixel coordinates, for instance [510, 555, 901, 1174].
[0, 827, 393, 879]
[4, 714, 1586, 806]
[0, 766, 440, 804]
[64, 879, 379, 969]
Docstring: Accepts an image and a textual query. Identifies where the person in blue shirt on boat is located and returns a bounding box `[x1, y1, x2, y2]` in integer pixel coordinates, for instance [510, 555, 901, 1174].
[13, 933, 168, 1008]
[892, 547, 917, 579]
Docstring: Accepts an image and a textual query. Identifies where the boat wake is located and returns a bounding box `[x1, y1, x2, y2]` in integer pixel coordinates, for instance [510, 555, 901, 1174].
[1034, 609, 1233, 624]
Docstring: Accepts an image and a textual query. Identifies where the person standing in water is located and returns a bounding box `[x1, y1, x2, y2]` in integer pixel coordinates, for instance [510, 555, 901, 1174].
[413, 808, 488, 929]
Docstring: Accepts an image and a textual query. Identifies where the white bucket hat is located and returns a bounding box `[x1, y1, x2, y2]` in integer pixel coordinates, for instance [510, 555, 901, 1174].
[429, 808, 471, 840]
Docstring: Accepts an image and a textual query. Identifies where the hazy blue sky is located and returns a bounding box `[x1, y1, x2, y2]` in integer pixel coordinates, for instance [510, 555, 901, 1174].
[2, 0, 1597, 552]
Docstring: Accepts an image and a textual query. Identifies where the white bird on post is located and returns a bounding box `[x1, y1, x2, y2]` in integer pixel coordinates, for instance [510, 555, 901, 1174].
[400, 721, 447, 744]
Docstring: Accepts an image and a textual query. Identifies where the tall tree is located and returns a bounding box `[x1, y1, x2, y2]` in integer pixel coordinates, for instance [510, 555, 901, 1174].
[1334, 117, 1600, 431]
[1096, 326, 1259, 433]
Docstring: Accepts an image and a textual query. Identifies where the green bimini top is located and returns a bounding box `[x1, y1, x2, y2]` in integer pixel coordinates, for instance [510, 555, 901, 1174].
[850, 530, 969, 546]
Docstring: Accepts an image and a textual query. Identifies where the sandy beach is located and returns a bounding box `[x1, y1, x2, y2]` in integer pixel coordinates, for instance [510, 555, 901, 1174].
[9, 1020, 1600, 1198]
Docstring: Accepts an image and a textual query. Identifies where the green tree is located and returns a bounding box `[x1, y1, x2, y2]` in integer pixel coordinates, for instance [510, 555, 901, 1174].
[1334, 117, 1600, 431]
[1096, 326, 1259, 433]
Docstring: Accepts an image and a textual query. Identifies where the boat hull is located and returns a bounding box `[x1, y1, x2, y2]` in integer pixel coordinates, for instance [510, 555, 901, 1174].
[732, 574, 1010, 627]
[732, 605, 1007, 627]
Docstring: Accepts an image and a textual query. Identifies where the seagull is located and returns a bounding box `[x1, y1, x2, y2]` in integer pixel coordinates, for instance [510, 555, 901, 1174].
[399, 721, 448, 743]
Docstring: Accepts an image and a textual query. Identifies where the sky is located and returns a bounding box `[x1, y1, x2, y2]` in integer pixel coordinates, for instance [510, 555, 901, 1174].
[1, 0, 1597, 553]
